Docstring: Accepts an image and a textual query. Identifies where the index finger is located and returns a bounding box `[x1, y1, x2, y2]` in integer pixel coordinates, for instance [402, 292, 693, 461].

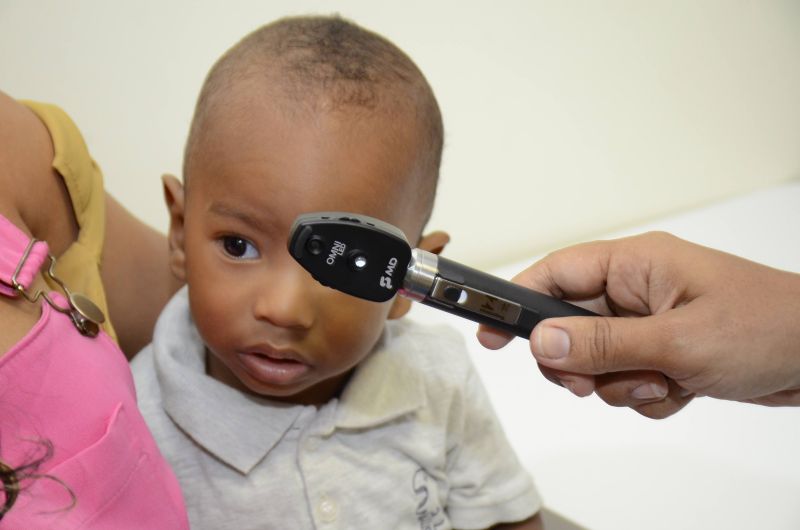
[510, 239, 617, 302]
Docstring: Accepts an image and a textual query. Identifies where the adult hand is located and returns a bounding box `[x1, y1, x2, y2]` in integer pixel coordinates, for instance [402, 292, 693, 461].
[477, 232, 800, 418]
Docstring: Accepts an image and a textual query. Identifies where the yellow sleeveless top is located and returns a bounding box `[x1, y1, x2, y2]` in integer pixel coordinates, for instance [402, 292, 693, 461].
[20, 101, 117, 342]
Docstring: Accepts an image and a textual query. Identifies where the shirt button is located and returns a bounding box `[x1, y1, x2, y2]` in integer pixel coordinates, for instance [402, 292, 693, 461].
[318, 495, 339, 522]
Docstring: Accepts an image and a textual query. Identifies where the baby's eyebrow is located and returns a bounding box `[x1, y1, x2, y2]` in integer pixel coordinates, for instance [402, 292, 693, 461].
[208, 202, 273, 234]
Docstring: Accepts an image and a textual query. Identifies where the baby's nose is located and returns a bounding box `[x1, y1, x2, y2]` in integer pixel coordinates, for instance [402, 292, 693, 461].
[252, 266, 315, 330]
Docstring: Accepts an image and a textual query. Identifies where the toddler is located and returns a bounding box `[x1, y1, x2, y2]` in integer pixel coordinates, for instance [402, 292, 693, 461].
[133, 15, 542, 530]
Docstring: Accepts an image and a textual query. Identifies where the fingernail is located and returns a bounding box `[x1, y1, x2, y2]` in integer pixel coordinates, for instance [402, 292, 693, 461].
[631, 383, 668, 400]
[542, 372, 563, 387]
[477, 330, 510, 350]
[535, 326, 570, 360]
[561, 379, 581, 397]
[560, 378, 593, 398]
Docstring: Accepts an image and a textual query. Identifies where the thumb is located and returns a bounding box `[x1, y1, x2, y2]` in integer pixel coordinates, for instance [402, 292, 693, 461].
[530, 315, 672, 375]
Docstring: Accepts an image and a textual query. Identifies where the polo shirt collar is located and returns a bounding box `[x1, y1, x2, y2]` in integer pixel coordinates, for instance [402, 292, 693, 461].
[152, 288, 304, 475]
[334, 320, 427, 430]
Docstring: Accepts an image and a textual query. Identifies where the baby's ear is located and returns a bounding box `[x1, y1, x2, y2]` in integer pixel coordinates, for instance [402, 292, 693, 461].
[417, 230, 450, 255]
[387, 230, 451, 320]
[162, 174, 187, 282]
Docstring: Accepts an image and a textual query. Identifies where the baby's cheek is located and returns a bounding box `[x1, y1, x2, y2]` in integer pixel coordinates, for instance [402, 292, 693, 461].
[189, 297, 233, 354]
[193, 313, 225, 354]
[320, 306, 387, 361]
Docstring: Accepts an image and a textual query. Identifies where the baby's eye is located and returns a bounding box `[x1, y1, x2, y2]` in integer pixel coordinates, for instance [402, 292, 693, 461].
[220, 236, 260, 260]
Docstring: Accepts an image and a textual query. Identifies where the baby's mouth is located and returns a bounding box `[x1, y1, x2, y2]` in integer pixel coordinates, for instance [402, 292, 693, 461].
[247, 345, 307, 364]
[252, 351, 302, 364]
[237, 346, 312, 386]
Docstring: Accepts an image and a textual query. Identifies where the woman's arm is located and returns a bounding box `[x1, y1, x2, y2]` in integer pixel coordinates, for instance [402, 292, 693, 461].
[0, 91, 78, 355]
[0, 91, 78, 257]
[1, 90, 180, 358]
[101, 193, 182, 357]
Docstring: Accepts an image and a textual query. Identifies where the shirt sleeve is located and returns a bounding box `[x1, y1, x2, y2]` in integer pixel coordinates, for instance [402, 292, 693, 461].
[19, 100, 116, 342]
[444, 359, 543, 529]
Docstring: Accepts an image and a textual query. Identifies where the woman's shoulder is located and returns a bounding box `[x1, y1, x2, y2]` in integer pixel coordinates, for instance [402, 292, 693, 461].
[0, 91, 78, 256]
[0, 92, 80, 356]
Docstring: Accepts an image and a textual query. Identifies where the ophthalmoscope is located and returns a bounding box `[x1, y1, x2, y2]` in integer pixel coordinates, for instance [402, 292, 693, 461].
[288, 212, 596, 338]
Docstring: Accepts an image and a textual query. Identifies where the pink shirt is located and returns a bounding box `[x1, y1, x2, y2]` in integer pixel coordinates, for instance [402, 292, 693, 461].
[1, 216, 188, 528]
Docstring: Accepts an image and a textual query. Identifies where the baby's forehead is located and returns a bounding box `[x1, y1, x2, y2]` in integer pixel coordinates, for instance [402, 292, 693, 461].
[189, 103, 430, 232]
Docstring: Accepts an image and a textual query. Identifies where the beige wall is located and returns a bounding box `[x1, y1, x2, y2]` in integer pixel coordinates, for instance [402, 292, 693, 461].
[1, 0, 798, 267]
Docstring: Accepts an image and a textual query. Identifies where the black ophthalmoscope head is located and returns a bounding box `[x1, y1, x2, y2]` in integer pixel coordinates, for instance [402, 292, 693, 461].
[288, 212, 413, 303]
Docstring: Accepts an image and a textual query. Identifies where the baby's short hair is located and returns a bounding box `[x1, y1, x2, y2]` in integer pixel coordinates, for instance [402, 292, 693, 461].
[184, 15, 443, 223]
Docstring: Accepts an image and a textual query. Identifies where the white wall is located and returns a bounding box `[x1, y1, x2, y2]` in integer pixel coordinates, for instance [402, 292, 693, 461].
[1, 1, 798, 268]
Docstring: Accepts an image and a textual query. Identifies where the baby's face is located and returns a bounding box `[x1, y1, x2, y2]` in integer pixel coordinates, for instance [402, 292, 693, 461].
[177, 97, 426, 405]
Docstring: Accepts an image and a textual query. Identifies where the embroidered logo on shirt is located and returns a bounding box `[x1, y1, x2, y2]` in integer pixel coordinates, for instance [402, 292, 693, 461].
[412, 468, 446, 529]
